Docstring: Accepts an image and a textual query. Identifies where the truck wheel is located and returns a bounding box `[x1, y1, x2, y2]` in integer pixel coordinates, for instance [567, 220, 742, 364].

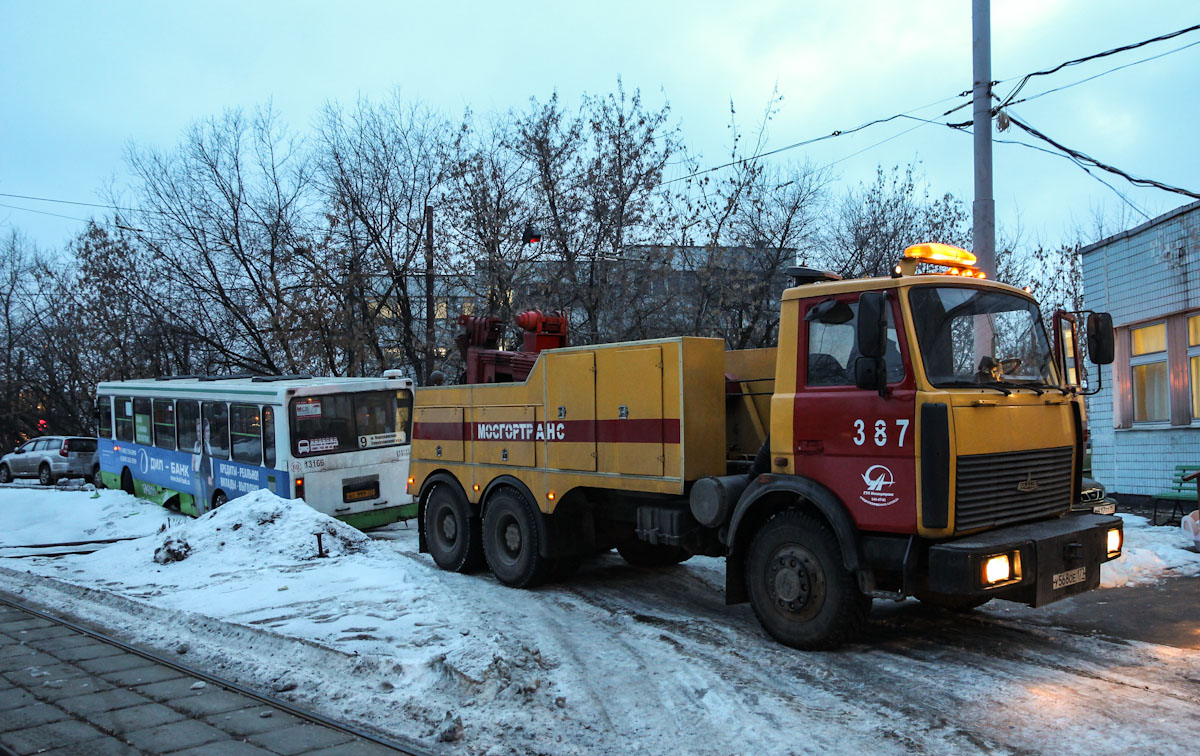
[424, 483, 483, 573]
[745, 510, 871, 650]
[914, 590, 991, 611]
[482, 488, 548, 588]
[39, 464, 53, 486]
[0, 464, 10, 484]
[617, 541, 690, 567]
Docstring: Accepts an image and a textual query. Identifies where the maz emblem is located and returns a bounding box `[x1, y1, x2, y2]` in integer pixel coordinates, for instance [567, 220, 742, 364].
[1017, 472, 1040, 493]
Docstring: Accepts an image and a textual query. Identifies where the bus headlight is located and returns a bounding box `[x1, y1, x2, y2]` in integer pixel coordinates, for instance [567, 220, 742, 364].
[1107, 528, 1122, 558]
[983, 554, 1012, 585]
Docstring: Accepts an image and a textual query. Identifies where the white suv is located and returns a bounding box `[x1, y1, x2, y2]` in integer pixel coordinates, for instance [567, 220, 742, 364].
[0, 436, 99, 485]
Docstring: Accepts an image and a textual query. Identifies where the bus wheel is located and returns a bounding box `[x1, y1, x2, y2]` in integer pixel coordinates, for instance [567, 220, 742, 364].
[39, 464, 53, 486]
[424, 484, 482, 573]
[745, 510, 870, 650]
[482, 488, 548, 588]
[0, 464, 10, 484]
[92, 465, 104, 489]
[120, 468, 135, 496]
[211, 490, 227, 510]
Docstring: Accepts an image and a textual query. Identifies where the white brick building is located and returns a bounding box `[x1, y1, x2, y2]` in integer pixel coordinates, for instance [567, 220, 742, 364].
[1081, 200, 1200, 499]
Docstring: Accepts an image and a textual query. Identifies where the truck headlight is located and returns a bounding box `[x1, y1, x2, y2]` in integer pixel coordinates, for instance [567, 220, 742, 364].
[1106, 528, 1122, 558]
[984, 554, 1012, 585]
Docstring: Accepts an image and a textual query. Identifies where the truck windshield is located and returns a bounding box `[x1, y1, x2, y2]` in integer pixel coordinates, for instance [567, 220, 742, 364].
[908, 286, 1057, 388]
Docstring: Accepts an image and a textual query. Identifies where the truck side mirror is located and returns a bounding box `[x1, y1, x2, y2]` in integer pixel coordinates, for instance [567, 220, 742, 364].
[856, 292, 888, 359]
[1086, 312, 1114, 365]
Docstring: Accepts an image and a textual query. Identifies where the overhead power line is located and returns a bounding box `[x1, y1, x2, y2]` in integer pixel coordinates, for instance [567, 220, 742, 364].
[997, 23, 1200, 110]
[1002, 38, 1200, 109]
[1003, 114, 1200, 200]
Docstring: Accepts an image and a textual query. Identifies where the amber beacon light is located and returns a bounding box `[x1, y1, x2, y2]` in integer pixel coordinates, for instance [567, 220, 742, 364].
[897, 243, 987, 279]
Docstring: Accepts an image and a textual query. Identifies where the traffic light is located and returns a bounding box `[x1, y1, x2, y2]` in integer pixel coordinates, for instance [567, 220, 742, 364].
[522, 224, 542, 245]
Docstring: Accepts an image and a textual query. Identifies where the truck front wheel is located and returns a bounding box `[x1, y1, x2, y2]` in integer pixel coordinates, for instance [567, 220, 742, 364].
[745, 510, 871, 650]
[424, 483, 483, 573]
[483, 488, 548, 588]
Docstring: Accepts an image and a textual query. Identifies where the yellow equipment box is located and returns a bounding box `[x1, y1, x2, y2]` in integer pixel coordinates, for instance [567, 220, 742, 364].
[413, 337, 727, 508]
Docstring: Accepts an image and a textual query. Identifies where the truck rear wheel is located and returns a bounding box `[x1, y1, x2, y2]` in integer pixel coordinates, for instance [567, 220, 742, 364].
[617, 541, 690, 567]
[745, 510, 870, 650]
[424, 483, 483, 573]
[482, 488, 548, 588]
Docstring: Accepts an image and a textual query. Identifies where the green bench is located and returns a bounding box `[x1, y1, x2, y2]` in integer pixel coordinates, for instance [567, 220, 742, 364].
[1151, 465, 1200, 526]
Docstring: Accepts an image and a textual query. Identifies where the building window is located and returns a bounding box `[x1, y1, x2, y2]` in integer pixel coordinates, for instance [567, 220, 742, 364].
[1129, 322, 1168, 422]
[1190, 314, 1200, 420]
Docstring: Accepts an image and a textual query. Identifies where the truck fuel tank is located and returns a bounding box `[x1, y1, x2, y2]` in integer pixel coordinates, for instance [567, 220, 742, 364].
[690, 474, 750, 528]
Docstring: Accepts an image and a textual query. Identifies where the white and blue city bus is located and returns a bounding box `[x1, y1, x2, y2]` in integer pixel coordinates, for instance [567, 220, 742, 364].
[95, 373, 415, 529]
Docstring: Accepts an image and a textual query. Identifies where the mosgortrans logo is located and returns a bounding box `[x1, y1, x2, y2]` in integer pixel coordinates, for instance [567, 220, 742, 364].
[475, 422, 566, 441]
[859, 464, 899, 507]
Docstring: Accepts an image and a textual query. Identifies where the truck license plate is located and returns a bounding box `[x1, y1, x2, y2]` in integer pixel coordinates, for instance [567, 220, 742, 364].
[1052, 566, 1087, 590]
[1092, 503, 1116, 515]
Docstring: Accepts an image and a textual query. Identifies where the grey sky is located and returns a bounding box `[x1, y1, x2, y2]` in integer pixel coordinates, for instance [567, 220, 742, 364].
[2, 0, 1197, 254]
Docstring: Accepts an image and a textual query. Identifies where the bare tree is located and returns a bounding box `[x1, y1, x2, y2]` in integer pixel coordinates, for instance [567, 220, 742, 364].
[125, 105, 317, 375]
[316, 92, 450, 379]
[825, 163, 970, 278]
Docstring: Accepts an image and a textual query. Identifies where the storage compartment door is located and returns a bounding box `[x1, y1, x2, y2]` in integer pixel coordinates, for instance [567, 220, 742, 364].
[474, 406, 536, 467]
[597, 346, 664, 477]
[414, 406, 464, 463]
[545, 351, 597, 471]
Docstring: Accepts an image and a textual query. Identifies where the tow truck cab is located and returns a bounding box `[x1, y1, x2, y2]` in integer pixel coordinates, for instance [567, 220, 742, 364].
[726, 244, 1122, 613]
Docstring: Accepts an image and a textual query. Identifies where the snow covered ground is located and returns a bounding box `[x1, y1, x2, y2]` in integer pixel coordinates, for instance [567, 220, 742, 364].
[2, 488, 1199, 756]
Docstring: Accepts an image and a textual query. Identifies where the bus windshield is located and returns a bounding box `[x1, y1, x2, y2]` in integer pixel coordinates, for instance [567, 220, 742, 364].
[290, 390, 413, 456]
[908, 286, 1058, 388]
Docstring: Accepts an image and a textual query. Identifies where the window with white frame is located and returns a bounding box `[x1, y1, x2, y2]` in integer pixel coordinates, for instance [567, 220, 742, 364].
[1190, 314, 1200, 421]
[1130, 322, 1169, 422]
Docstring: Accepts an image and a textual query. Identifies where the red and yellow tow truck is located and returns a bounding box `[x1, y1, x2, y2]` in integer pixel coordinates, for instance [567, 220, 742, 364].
[407, 243, 1123, 649]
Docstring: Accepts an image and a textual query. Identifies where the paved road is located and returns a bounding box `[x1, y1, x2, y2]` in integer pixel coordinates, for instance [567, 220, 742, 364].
[0, 602, 421, 756]
[976, 576, 1200, 649]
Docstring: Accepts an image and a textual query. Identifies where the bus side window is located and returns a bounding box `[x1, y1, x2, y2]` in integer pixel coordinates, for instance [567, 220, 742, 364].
[262, 407, 276, 468]
[133, 398, 152, 445]
[153, 399, 176, 450]
[203, 402, 230, 460]
[178, 401, 200, 453]
[115, 397, 134, 442]
[230, 404, 262, 466]
[396, 390, 412, 443]
[97, 396, 112, 439]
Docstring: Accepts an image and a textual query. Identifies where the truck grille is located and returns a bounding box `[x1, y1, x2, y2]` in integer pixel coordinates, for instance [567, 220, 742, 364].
[954, 446, 1073, 533]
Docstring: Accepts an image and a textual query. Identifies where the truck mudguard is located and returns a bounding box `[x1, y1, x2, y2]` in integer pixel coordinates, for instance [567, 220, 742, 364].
[725, 475, 864, 604]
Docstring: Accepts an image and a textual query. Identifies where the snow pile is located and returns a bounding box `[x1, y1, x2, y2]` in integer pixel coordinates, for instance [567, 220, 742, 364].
[156, 489, 369, 563]
[0, 487, 179, 548]
[76, 489, 370, 574]
[1100, 512, 1200, 587]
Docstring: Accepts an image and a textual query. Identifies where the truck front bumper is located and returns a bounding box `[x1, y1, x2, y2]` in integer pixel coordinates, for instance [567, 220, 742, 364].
[926, 514, 1122, 607]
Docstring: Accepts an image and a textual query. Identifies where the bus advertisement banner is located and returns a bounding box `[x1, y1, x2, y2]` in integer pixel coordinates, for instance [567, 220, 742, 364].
[99, 438, 288, 502]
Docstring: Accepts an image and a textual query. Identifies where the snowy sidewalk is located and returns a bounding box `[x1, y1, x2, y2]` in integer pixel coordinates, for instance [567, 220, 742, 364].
[2, 489, 1199, 756]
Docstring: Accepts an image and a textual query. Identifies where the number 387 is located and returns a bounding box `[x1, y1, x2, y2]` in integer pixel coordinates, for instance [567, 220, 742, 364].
[852, 418, 910, 447]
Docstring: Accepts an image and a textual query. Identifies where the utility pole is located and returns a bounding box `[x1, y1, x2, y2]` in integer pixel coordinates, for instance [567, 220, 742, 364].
[424, 205, 435, 386]
[972, 0, 996, 277]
